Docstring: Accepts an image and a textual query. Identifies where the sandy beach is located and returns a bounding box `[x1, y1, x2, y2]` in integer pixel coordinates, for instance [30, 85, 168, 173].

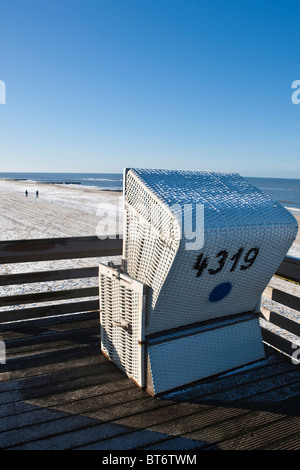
[0, 179, 124, 291]
[0, 178, 299, 254]
[0, 178, 299, 309]
[0, 179, 123, 241]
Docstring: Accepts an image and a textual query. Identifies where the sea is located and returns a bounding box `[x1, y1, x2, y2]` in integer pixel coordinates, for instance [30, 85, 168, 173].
[0, 172, 299, 213]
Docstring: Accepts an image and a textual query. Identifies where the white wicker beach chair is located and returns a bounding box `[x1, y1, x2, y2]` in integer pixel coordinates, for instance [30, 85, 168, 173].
[99, 169, 298, 395]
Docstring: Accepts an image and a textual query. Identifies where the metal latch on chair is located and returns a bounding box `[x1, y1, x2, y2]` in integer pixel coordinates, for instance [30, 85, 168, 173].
[111, 310, 131, 330]
[112, 318, 130, 330]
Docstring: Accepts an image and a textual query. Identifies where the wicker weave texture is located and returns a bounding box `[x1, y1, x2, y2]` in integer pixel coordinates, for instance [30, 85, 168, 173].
[99, 264, 145, 387]
[147, 314, 265, 395]
[124, 169, 298, 335]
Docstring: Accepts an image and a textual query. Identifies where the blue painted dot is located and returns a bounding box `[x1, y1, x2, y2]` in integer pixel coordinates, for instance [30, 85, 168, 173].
[209, 282, 233, 302]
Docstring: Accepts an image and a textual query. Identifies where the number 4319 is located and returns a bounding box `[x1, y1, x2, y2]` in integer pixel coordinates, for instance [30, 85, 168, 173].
[194, 247, 260, 278]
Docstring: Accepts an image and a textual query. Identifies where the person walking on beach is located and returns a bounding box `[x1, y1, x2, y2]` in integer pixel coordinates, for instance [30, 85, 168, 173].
[25, 190, 28, 197]
[36, 190, 39, 198]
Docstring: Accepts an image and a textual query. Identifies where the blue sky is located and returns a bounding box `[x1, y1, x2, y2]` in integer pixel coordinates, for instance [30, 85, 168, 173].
[0, 0, 299, 177]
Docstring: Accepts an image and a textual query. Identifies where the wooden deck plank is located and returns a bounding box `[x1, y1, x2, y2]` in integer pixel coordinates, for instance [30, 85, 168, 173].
[75, 428, 203, 451]
[0, 382, 143, 449]
[205, 414, 300, 450]
[0, 370, 129, 421]
[162, 354, 294, 403]
[1, 314, 300, 450]
[142, 392, 300, 450]
[2, 358, 298, 448]
[0, 346, 101, 382]
[179, 398, 300, 450]
[0, 367, 124, 408]
[263, 430, 300, 450]
[0, 356, 103, 394]
[110, 374, 300, 450]
[141, 435, 207, 451]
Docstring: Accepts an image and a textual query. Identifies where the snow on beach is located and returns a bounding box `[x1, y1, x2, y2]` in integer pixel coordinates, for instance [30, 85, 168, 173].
[0, 179, 123, 241]
[0, 179, 123, 310]
[0, 178, 298, 255]
[0, 179, 299, 319]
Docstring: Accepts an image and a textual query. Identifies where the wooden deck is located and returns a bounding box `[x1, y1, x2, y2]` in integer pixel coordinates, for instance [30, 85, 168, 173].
[0, 237, 299, 451]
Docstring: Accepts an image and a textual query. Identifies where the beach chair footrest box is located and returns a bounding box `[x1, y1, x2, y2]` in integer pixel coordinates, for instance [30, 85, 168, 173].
[145, 313, 265, 396]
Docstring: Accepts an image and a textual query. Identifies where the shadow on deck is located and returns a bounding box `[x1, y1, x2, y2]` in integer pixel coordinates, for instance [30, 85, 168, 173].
[0, 311, 299, 451]
[0, 237, 299, 450]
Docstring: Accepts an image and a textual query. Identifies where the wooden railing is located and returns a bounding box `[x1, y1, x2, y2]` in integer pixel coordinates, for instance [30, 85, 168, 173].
[0, 236, 122, 324]
[260, 255, 300, 359]
[0, 236, 299, 360]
